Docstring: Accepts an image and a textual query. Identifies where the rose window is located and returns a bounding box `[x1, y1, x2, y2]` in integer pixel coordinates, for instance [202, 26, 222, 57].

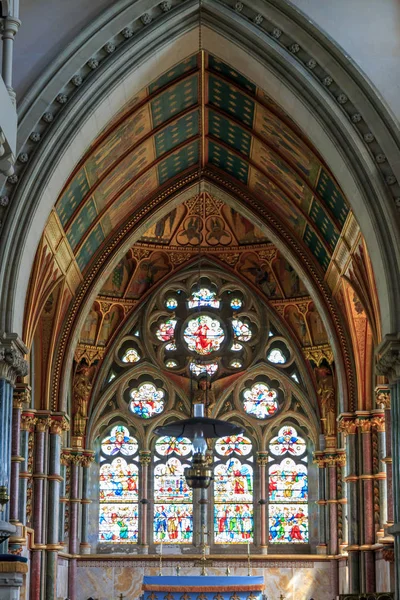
[183, 314, 225, 356]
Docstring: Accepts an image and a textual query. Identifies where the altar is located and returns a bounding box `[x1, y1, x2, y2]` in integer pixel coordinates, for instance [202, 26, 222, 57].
[142, 576, 264, 600]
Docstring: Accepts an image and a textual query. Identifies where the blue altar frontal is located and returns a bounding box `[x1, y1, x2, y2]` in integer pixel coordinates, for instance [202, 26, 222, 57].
[142, 576, 264, 600]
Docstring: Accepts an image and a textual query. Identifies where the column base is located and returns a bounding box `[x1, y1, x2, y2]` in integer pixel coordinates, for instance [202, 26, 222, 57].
[140, 545, 149, 555]
[316, 544, 328, 555]
[79, 542, 91, 555]
[259, 545, 268, 555]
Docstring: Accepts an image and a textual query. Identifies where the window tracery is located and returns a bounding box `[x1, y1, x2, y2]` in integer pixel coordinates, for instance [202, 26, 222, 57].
[242, 382, 279, 419]
[129, 382, 165, 419]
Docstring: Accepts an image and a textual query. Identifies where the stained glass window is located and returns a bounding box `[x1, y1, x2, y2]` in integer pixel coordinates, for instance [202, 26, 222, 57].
[156, 319, 177, 342]
[188, 287, 220, 309]
[232, 319, 252, 342]
[190, 362, 219, 377]
[165, 342, 177, 351]
[154, 436, 193, 543]
[165, 297, 178, 310]
[231, 342, 243, 351]
[267, 349, 286, 364]
[243, 382, 279, 419]
[230, 360, 242, 369]
[268, 425, 308, 543]
[183, 315, 225, 356]
[165, 360, 178, 368]
[129, 382, 165, 419]
[214, 435, 254, 543]
[230, 298, 242, 310]
[122, 348, 141, 363]
[99, 425, 139, 543]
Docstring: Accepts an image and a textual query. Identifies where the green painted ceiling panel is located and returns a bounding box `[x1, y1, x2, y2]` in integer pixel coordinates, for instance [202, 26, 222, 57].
[308, 199, 339, 252]
[303, 225, 331, 272]
[316, 169, 349, 228]
[157, 141, 199, 185]
[208, 74, 255, 128]
[149, 54, 198, 95]
[76, 223, 105, 272]
[56, 168, 90, 227]
[66, 197, 98, 251]
[208, 54, 256, 95]
[208, 110, 252, 157]
[208, 140, 249, 184]
[154, 110, 199, 158]
[150, 75, 198, 128]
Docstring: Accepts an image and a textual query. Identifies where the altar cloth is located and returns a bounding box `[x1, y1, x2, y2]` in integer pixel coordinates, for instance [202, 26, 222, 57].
[142, 576, 264, 593]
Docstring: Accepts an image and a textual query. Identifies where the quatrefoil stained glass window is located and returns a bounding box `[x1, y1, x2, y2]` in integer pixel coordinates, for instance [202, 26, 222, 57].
[129, 382, 165, 419]
[242, 382, 279, 419]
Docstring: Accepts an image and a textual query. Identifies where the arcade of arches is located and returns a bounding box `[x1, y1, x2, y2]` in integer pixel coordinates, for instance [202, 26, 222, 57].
[0, 1, 399, 600]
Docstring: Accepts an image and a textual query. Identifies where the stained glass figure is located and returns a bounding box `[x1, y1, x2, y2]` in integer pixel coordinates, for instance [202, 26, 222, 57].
[165, 297, 178, 310]
[165, 360, 178, 368]
[267, 349, 286, 364]
[231, 342, 243, 351]
[156, 319, 177, 342]
[122, 348, 141, 363]
[155, 436, 192, 457]
[99, 503, 139, 542]
[243, 382, 279, 419]
[268, 425, 308, 544]
[268, 504, 308, 543]
[231, 319, 252, 342]
[129, 382, 165, 419]
[183, 315, 225, 356]
[188, 287, 220, 309]
[215, 435, 252, 457]
[101, 425, 138, 456]
[214, 435, 254, 543]
[230, 360, 242, 369]
[190, 362, 219, 377]
[269, 426, 306, 456]
[154, 437, 193, 543]
[99, 426, 139, 543]
[268, 458, 308, 501]
[230, 298, 242, 310]
[165, 342, 177, 351]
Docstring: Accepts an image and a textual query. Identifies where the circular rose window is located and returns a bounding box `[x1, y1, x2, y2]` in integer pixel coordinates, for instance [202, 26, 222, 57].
[183, 314, 225, 356]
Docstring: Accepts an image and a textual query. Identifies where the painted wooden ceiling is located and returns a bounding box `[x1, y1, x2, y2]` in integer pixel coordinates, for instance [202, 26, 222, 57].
[52, 52, 350, 277]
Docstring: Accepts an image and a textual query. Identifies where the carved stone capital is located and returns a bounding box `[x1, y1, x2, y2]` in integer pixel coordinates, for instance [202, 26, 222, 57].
[35, 416, 52, 432]
[60, 451, 72, 466]
[338, 416, 357, 435]
[50, 416, 70, 435]
[372, 415, 386, 432]
[356, 418, 373, 434]
[256, 451, 268, 466]
[375, 386, 391, 409]
[80, 452, 95, 468]
[20, 413, 37, 431]
[0, 333, 28, 385]
[376, 335, 400, 382]
[13, 383, 31, 409]
[139, 450, 151, 465]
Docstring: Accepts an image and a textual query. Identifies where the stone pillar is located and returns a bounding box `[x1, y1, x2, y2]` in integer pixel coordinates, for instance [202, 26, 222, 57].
[357, 415, 375, 592]
[376, 337, 400, 599]
[339, 416, 360, 593]
[80, 451, 94, 555]
[0, 334, 28, 554]
[139, 450, 151, 553]
[314, 453, 328, 554]
[68, 454, 81, 600]
[376, 388, 393, 529]
[45, 416, 69, 600]
[30, 415, 51, 600]
[1, 16, 20, 102]
[256, 451, 268, 554]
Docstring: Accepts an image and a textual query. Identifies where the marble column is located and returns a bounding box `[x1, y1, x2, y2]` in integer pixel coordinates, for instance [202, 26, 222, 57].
[30, 415, 51, 600]
[340, 417, 360, 593]
[314, 453, 328, 554]
[80, 452, 94, 555]
[0, 334, 28, 554]
[68, 454, 81, 600]
[45, 416, 68, 600]
[372, 412, 387, 534]
[256, 451, 268, 553]
[19, 413, 37, 528]
[139, 450, 151, 552]
[376, 337, 400, 599]
[357, 416, 375, 592]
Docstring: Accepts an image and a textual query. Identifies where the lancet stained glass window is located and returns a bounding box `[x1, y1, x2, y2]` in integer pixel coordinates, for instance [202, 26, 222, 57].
[154, 436, 193, 543]
[214, 435, 254, 543]
[268, 425, 308, 543]
[99, 425, 139, 543]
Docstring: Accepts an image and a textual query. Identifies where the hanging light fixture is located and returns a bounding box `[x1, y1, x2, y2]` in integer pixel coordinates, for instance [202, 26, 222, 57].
[155, 0, 244, 489]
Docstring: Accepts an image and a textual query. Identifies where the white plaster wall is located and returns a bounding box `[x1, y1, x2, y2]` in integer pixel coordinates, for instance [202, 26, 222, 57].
[289, 0, 400, 122]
